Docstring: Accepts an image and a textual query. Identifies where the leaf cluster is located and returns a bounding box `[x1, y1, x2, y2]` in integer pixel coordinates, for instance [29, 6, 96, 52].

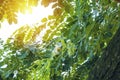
[0, 0, 38, 24]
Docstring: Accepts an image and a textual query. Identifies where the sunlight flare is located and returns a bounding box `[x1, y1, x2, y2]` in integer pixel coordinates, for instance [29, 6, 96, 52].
[0, 4, 53, 41]
[17, 5, 53, 26]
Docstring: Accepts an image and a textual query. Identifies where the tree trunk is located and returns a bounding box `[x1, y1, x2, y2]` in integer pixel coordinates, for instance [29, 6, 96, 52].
[88, 27, 120, 80]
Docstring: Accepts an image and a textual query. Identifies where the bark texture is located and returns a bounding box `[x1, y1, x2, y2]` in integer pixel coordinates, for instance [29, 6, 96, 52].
[88, 27, 120, 80]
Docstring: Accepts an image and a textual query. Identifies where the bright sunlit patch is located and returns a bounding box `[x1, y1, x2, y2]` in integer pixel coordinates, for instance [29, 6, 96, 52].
[0, 4, 53, 41]
[17, 5, 53, 26]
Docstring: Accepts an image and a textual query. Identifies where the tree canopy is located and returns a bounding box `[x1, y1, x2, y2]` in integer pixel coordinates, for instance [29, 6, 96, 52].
[0, 0, 120, 80]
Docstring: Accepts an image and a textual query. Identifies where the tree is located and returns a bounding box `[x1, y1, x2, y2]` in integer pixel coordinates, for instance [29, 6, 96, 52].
[88, 27, 120, 80]
[88, 1, 120, 80]
[0, 0, 120, 80]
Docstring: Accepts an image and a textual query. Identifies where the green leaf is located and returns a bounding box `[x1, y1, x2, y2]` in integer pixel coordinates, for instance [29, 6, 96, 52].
[41, 17, 47, 23]
[17, 51, 28, 59]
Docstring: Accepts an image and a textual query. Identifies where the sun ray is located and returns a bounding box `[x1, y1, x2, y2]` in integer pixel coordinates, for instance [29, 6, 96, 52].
[0, 4, 53, 41]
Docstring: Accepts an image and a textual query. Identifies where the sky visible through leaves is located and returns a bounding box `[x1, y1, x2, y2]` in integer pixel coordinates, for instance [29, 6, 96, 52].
[0, 4, 53, 41]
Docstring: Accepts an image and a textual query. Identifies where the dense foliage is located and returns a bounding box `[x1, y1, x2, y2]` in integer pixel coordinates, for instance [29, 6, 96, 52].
[0, 0, 120, 80]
